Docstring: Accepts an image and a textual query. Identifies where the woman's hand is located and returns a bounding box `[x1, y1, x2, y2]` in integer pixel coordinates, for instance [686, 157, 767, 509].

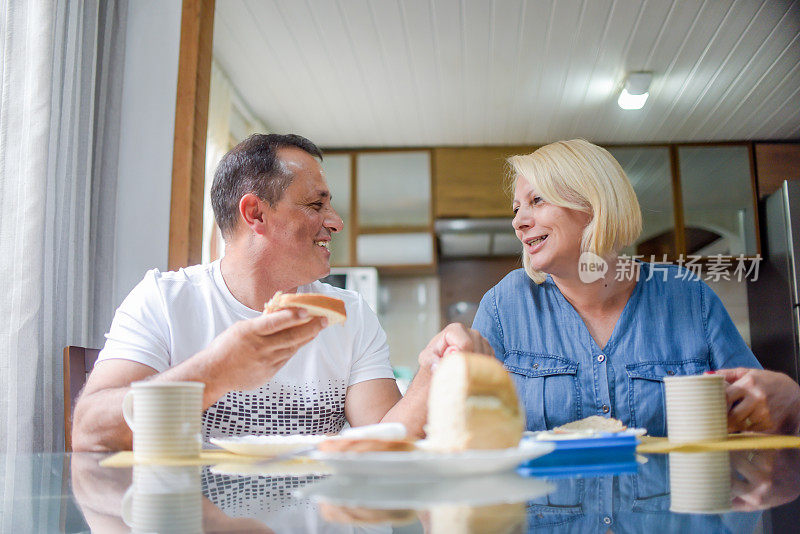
[731, 449, 800, 511]
[714, 368, 800, 434]
[379, 324, 494, 439]
[417, 323, 494, 370]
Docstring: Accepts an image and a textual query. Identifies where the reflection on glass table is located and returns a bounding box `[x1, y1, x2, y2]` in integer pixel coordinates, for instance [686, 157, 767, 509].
[3, 450, 800, 532]
[525, 453, 759, 533]
[729, 448, 800, 513]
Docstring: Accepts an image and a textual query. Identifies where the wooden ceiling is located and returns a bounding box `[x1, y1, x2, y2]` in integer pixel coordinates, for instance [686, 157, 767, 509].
[213, 0, 800, 148]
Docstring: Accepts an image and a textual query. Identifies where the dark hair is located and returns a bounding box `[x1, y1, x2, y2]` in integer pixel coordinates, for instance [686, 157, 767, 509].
[210, 133, 323, 238]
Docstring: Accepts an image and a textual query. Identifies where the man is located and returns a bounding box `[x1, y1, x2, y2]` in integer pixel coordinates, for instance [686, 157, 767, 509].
[72, 134, 491, 451]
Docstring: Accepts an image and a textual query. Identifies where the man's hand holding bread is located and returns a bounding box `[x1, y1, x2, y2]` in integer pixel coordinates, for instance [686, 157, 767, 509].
[197, 308, 327, 398]
[192, 292, 343, 400]
[198, 297, 498, 442]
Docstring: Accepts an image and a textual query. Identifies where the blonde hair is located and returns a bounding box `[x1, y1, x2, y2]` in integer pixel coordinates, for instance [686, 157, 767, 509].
[506, 139, 642, 284]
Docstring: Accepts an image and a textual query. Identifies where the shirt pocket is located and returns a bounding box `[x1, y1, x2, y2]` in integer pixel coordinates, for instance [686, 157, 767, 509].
[526, 503, 584, 529]
[526, 478, 585, 528]
[503, 351, 581, 431]
[625, 359, 711, 437]
[631, 454, 670, 510]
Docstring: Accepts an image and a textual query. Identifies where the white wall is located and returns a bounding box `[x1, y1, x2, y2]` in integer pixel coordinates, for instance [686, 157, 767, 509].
[378, 275, 441, 371]
[113, 0, 182, 306]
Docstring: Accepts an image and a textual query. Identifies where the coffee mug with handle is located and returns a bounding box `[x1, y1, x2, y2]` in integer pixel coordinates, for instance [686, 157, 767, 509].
[663, 374, 727, 443]
[121, 465, 203, 532]
[122, 381, 205, 459]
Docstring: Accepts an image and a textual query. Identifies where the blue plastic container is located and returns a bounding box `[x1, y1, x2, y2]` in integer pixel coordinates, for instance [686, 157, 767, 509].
[517, 432, 640, 477]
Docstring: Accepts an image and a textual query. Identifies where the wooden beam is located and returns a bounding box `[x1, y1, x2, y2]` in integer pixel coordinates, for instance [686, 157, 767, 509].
[669, 145, 686, 260]
[169, 0, 215, 270]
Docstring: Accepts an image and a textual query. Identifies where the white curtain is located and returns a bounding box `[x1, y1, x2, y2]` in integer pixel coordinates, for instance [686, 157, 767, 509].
[0, 0, 127, 503]
[1, 0, 127, 527]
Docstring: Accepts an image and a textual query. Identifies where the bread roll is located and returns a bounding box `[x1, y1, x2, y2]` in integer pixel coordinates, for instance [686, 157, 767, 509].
[317, 438, 416, 453]
[554, 415, 626, 433]
[264, 291, 346, 325]
[426, 352, 524, 451]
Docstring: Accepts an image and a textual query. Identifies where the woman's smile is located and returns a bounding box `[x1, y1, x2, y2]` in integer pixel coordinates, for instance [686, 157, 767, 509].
[523, 234, 549, 254]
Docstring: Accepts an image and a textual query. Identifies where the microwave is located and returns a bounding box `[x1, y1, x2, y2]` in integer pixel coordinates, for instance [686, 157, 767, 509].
[319, 267, 379, 314]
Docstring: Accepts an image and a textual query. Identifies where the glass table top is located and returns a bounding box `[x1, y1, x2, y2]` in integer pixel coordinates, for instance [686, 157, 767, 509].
[2, 449, 800, 532]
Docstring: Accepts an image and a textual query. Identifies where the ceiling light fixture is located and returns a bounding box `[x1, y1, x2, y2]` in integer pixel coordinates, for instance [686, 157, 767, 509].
[618, 72, 652, 110]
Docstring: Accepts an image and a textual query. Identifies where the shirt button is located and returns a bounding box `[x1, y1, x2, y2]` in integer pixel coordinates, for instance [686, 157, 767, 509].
[602, 404, 610, 413]
[597, 354, 605, 363]
[667, 370, 675, 375]
[532, 363, 539, 369]
[603, 516, 612, 525]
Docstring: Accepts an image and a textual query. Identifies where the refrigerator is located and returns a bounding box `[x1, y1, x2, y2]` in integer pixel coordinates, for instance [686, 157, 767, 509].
[747, 180, 800, 383]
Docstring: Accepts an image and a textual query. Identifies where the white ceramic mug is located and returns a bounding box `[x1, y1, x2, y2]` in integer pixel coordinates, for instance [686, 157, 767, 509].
[122, 381, 204, 459]
[664, 374, 727, 443]
[121, 465, 203, 533]
[669, 452, 732, 514]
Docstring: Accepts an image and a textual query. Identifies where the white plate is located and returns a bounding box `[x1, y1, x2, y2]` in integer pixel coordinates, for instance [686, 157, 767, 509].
[209, 434, 326, 457]
[296, 472, 554, 509]
[308, 441, 555, 478]
[208, 424, 407, 457]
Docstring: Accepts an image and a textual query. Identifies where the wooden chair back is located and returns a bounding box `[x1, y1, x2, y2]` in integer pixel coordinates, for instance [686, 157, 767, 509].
[63, 346, 100, 451]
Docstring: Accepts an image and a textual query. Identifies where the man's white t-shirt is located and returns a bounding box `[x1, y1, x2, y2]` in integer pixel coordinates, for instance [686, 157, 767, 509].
[97, 260, 394, 440]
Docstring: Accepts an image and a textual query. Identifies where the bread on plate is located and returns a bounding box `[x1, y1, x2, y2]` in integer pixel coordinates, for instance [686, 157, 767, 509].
[317, 438, 416, 453]
[426, 351, 524, 452]
[553, 415, 626, 433]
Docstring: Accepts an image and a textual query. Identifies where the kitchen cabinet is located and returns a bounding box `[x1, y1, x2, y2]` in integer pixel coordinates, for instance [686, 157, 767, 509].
[434, 146, 533, 219]
[320, 154, 352, 267]
[323, 142, 764, 268]
[608, 147, 675, 258]
[754, 143, 800, 199]
[432, 143, 760, 260]
[356, 233, 434, 266]
[355, 151, 433, 268]
[356, 151, 431, 228]
[322, 149, 435, 269]
[678, 145, 758, 256]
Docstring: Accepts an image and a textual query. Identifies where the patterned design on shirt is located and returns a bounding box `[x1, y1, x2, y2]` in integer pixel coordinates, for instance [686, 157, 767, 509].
[201, 467, 322, 517]
[202, 380, 347, 440]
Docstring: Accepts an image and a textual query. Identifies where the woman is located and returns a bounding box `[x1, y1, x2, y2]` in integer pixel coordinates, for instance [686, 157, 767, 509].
[472, 139, 760, 436]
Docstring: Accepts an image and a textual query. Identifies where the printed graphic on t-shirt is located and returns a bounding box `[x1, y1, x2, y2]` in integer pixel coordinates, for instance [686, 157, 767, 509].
[202, 380, 347, 440]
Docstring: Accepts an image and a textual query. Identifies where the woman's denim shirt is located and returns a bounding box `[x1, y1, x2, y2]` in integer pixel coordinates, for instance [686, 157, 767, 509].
[472, 262, 761, 436]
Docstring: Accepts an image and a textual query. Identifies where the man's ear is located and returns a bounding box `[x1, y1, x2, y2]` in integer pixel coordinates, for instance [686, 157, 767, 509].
[239, 193, 268, 235]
